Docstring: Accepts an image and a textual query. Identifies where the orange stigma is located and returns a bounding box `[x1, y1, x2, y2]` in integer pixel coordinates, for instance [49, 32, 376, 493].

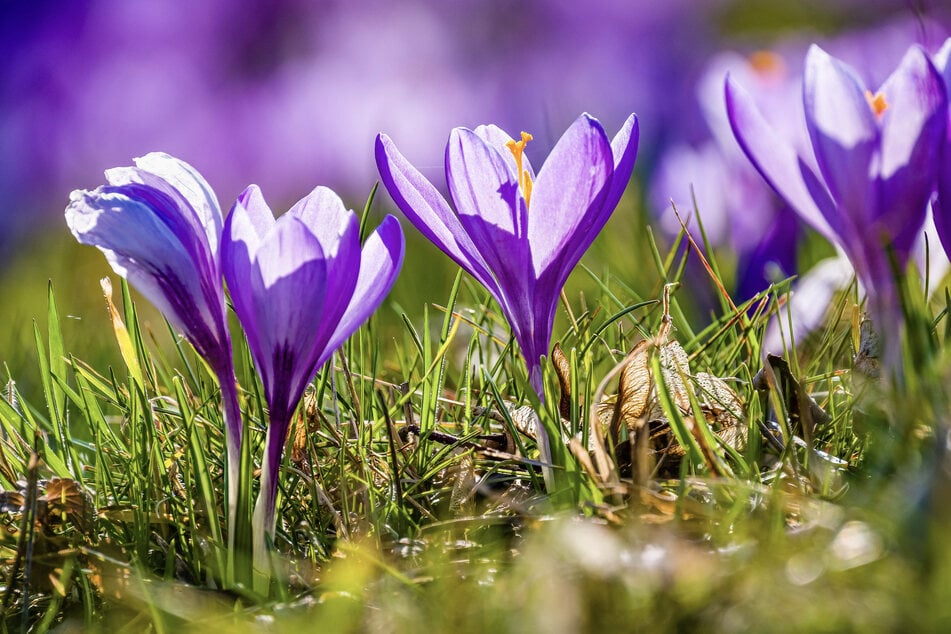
[749, 50, 785, 78]
[505, 131, 534, 208]
[865, 90, 888, 118]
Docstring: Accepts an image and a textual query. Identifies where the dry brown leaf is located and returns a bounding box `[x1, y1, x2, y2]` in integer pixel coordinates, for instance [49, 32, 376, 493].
[609, 340, 653, 441]
[41, 477, 94, 534]
[694, 372, 745, 451]
[853, 316, 881, 379]
[648, 338, 694, 423]
[552, 343, 572, 421]
[601, 285, 746, 477]
[291, 388, 322, 469]
[1, 476, 94, 536]
[510, 404, 541, 440]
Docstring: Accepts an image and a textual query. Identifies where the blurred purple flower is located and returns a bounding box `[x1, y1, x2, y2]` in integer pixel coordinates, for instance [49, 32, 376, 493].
[1, 0, 725, 255]
[376, 113, 638, 398]
[726, 44, 948, 358]
[64, 152, 243, 525]
[652, 49, 805, 304]
[8, 1, 949, 258]
[220, 184, 403, 557]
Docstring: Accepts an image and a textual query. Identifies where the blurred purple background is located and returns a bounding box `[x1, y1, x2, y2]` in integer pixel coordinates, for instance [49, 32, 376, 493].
[0, 0, 949, 389]
[2, 0, 949, 263]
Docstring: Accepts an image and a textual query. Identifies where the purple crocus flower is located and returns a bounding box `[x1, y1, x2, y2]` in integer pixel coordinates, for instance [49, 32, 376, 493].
[652, 49, 805, 306]
[932, 38, 951, 257]
[375, 113, 638, 398]
[726, 44, 948, 361]
[220, 184, 404, 557]
[65, 152, 243, 522]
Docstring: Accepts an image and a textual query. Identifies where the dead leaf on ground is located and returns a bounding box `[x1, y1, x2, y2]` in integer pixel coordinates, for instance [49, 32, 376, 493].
[601, 285, 746, 479]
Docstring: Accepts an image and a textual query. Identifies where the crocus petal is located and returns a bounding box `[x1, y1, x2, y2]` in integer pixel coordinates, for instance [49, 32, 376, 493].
[66, 187, 225, 365]
[103, 153, 223, 256]
[551, 113, 639, 288]
[447, 127, 525, 248]
[221, 200, 263, 363]
[527, 113, 613, 277]
[606, 114, 640, 212]
[725, 74, 838, 242]
[325, 215, 406, 357]
[307, 212, 362, 367]
[375, 133, 498, 294]
[934, 40, 951, 259]
[287, 185, 352, 256]
[878, 46, 946, 181]
[447, 127, 532, 323]
[66, 189, 191, 304]
[876, 46, 948, 261]
[131, 152, 223, 254]
[233, 184, 277, 239]
[222, 185, 281, 372]
[102, 169, 216, 277]
[286, 186, 363, 356]
[248, 217, 329, 419]
[803, 45, 879, 227]
[472, 124, 536, 182]
[258, 218, 329, 413]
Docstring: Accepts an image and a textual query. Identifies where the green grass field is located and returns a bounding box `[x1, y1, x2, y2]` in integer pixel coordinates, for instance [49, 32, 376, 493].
[2, 190, 951, 632]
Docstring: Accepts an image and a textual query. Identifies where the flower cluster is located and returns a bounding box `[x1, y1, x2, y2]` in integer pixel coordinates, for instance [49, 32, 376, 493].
[65, 111, 635, 573]
[726, 41, 950, 363]
[67, 155, 405, 577]
[63, 33, 951, 584]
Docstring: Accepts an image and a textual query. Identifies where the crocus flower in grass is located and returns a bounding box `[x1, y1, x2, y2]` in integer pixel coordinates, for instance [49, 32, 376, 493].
[726, 44, 947, 363]
[377, 113, 637, 491]
[65, 152, 243, 522]
[221, 184, 404, 560]
[376, 113, 638, 397]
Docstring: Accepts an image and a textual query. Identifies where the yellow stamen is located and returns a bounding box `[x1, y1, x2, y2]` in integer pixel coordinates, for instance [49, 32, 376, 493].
[865, 90, 888, 118]
[749, 50, 785, 78]
[505, 131, 534, 208]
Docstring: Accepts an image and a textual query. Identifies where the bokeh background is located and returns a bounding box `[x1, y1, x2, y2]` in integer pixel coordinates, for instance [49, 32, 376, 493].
[2, 0, 949, 395]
